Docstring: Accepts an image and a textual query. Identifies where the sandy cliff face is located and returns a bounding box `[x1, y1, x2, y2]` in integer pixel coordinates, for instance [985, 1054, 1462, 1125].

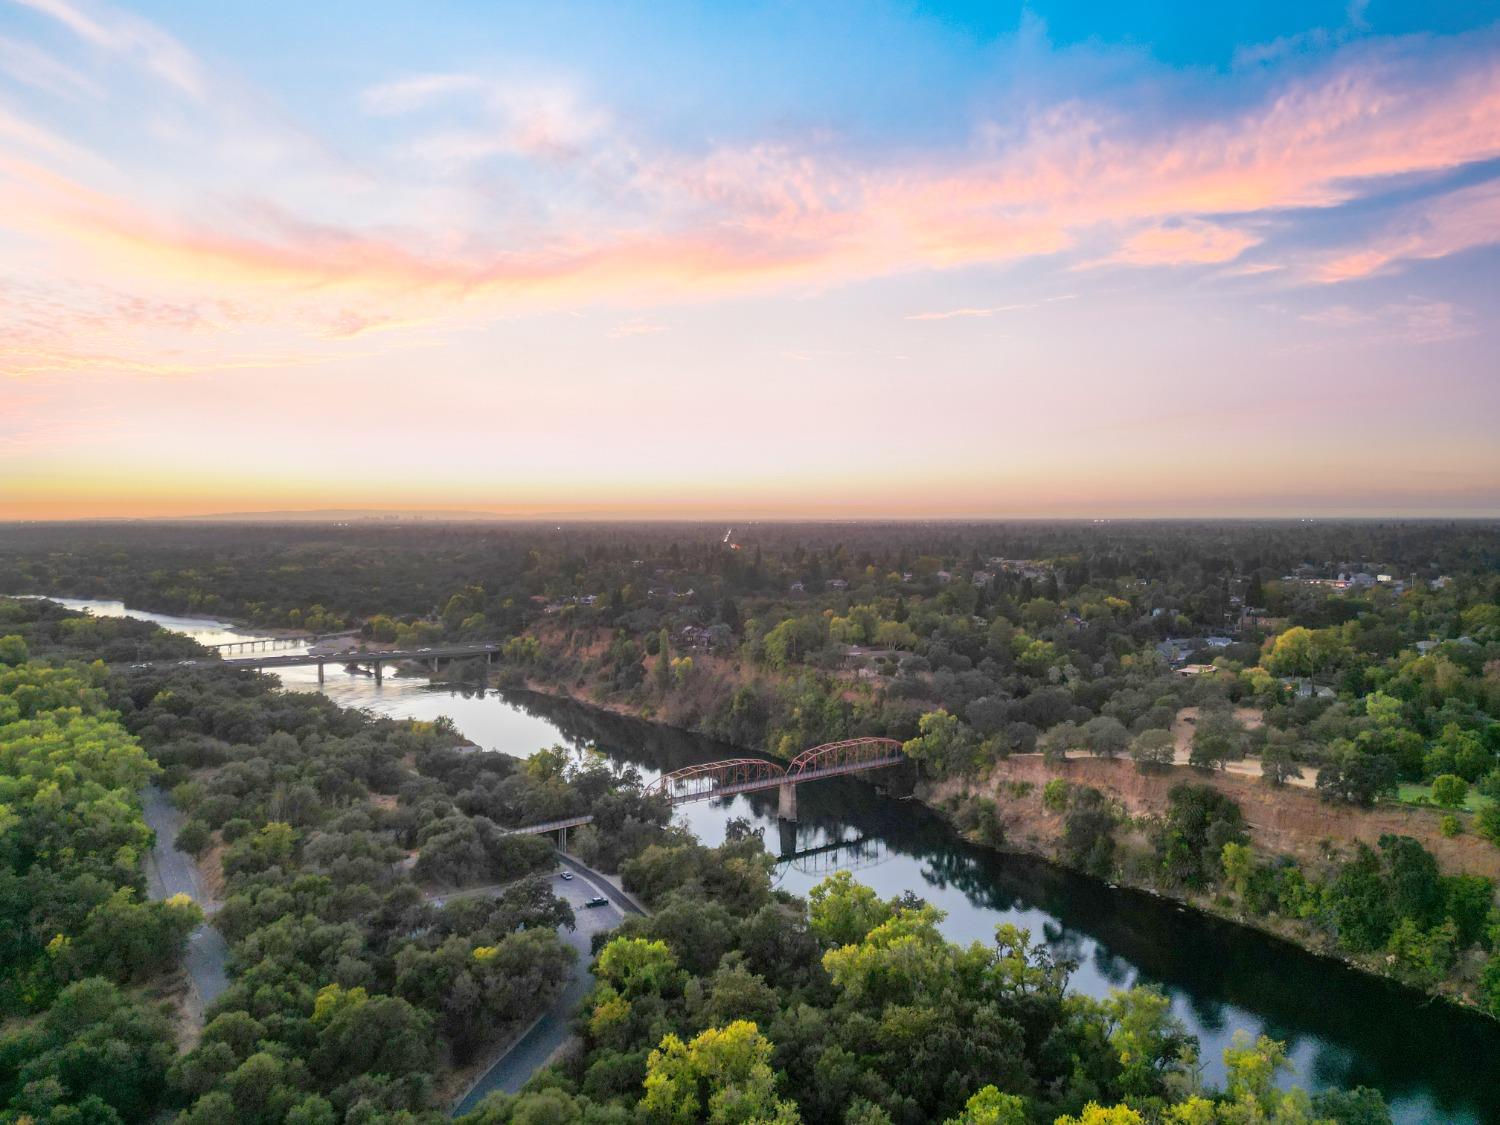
[935, 753, 1500, 881]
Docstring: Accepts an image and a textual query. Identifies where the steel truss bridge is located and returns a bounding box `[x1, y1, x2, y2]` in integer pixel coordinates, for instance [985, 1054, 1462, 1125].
[642, 737, 904, 819]
[498, 738, 904, 841]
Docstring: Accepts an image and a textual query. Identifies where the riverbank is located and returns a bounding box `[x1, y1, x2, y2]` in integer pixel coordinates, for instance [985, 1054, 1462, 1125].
[493, 667, 1500, 1023]
[920, 765, 1500, 1019]
[18, 594, 1500, 1121]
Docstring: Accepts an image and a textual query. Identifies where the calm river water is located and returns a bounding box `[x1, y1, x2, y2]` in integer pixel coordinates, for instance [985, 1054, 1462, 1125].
[43, 597, 1500, 1123]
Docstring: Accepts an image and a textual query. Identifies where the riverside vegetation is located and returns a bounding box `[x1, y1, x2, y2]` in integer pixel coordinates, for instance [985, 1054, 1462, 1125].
[4, 520, 1495, 1013]
[0, 594, 1396, 1124]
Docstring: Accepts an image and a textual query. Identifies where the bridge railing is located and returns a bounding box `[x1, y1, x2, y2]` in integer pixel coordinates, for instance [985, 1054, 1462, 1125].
[644, 738, 904, 804]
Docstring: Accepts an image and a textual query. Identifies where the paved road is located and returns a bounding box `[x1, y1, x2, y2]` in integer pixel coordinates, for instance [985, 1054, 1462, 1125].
[451, 864, 640, 1116]
[141, 785, 229, 1028]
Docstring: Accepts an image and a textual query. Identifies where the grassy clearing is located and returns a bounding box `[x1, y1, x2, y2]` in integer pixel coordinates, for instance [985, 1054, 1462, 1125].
[1396, 783, 1496, 813]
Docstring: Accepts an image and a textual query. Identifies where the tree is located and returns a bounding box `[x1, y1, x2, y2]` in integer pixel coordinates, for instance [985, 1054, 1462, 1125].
[1039, 720, 1082, 765]
[1131, 729, 1176, 773]
[308, 985, 434, 1085]
[0, 977, 176, 1121]
[1430, 774, 1468, 809]
[1385, 918, 1458, 988]
[942, 1086, 1026, 1125]
[1265, 626, 1346, 679]
[1157, 785, 1245, 888]
[1259, 739, 1303, 788]
[595, 938, 684, 999]
[1309, 1087, 1394, 1125]
[1316, 749, 1397, 807]
[0, 635, 27, 666]
[653, 631, 672, 694]
[902, 709, 979, 776]
[1328, 845, 1396, 952]
[1221, 842, 1256, 898]
[640, 1021, 798, 1124]
[61, 888, 201, 983]
[1477, 804, 1500, 847]
[1064, 787, 1118, 876]
[807, 871, 892, 947]
[1083, 715, 1131, 759]
[1189, 709, 1245, 771]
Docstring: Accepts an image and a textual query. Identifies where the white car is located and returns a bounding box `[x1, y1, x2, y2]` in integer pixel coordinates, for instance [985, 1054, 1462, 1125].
[559, 871, 574, 881]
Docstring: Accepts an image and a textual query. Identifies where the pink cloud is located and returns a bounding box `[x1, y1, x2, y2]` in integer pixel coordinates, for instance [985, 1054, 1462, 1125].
[1078, 220, 1261, 269]
[1, 18, 1498, 385]
[1311, 177, 1500, 282]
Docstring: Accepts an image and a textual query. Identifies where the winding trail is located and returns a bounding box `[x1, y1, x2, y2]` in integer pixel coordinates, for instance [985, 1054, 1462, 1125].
[141, 784, 229, 1031]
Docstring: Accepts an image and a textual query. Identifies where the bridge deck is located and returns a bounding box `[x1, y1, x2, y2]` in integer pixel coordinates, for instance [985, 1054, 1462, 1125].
[497, 814, 595, 837]
[666, 755, 903, 803]
[497, 758, 902, 835]
[222, 644, 498, 668]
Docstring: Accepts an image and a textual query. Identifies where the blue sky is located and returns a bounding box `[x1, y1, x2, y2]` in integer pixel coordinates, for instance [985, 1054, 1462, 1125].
[2, 0, 1498, 517]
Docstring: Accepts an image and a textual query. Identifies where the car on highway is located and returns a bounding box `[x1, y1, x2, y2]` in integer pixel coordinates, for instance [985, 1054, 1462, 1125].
[584, 896, 608, 908]
[559, 871, 574, 881]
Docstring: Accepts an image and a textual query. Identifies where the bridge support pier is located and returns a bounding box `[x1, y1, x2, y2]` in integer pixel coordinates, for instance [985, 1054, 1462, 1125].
[777, 818, 798, 858]
[557, 826, 568, 851]
[778, 782, 798, 822]
[316, 660, 324, 684]
[373, 660, 383, 685]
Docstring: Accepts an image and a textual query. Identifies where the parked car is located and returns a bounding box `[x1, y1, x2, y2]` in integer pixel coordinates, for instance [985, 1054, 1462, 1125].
[559, 871, 574, 881]
[584, 896, 608, 908]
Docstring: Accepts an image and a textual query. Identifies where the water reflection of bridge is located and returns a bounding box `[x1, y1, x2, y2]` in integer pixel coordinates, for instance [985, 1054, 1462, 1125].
[775, 831, 889, 878]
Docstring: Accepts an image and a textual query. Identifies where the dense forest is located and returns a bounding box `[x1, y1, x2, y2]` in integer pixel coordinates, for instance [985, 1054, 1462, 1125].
[0, 597, 670, 1121]
[0, 593, 1395, 1123]
[3, 520, 1499, 1012]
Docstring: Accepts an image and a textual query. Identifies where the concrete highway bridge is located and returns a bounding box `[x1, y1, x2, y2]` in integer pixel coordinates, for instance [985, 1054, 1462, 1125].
[221, 643, 499, 683]
[204, 630, 360, 654]
[222, 648, 495, 684]
[499, 738, 905, 837]
[132, 643, 500, 684]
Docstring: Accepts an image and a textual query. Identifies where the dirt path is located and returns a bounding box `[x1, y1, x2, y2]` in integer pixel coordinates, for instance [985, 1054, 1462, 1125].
[142, 785, 229, 1035]
[1170, 706, 1314, 789]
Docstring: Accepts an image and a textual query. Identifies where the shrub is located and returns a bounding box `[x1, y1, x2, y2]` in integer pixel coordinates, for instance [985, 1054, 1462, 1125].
[1477, 804, 1500, 848]
[176, 820, 211, 856]
[1042, 778, 1071, 813]
[1430, 774, 1468, 809]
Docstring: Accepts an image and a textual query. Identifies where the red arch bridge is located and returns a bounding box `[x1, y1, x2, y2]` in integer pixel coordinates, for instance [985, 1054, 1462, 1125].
[499, 737, 905, 841]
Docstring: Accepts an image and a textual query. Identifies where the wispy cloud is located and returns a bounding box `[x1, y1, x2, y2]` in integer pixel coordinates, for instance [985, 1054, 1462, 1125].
[0, 3, 1497, 397]
[608, 317, 667, 338]
[1298, 297, 1475, 344]
[907, 295, 1075, 321]
[13, 0, 204, 95]
[0, 34, 102, 100]
[365, 72, 608, 165]
[1078, 221, 1260, 270]
[1310, 177, 1500, 283]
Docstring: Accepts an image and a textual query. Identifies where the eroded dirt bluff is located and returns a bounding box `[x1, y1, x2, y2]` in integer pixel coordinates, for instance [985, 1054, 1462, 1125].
[930, 754, 1500, 881]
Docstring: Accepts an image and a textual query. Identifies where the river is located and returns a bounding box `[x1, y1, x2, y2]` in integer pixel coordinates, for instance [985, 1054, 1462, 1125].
[41, 597, 1500, 1123]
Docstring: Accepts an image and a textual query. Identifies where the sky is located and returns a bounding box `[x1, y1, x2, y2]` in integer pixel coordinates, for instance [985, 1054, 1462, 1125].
[1, 0, 1498, 520]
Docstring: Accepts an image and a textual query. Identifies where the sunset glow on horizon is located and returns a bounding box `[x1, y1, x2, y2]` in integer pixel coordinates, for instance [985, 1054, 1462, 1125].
[3, 0, 1499, 519]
